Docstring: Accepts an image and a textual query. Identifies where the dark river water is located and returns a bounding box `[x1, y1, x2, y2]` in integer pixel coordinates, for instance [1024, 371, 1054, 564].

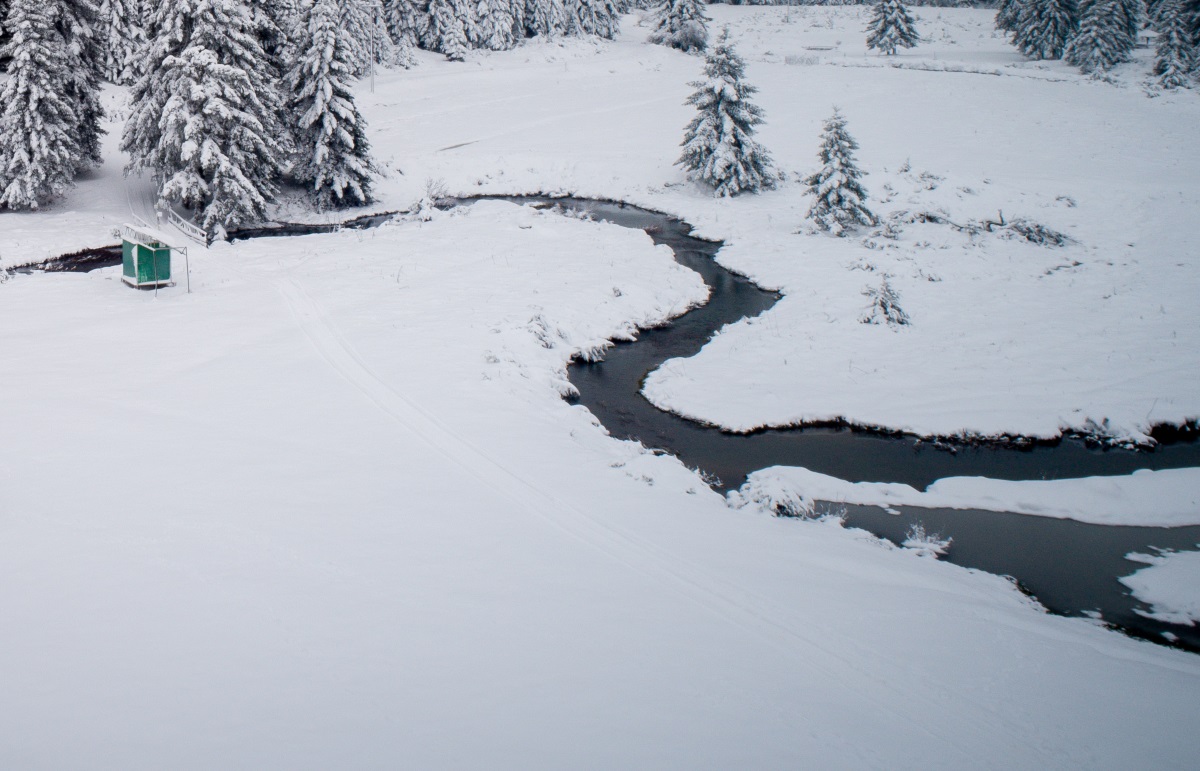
[22, 196, 1200, 653]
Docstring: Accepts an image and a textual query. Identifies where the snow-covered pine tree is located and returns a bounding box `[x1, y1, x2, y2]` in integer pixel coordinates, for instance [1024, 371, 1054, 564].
[1185, 0, 1200, 46]
[866, 0, 920, 55]
[1065, 0, 1134, 72]
[287, 0, 378, 208]
[804, 108, 875, 236]
[424, 0, 471, 60]
[1113, 0, 1145, 45]
[676, 27, 777, 197]
[525, 0, 567, 37]
[254, 0, 299, 77]
[647, 0, 709, 53]
[995, 0, 1025, 33]
[1154, 0, 1195, 87]
[58, 0, 105, 171]
[565, 0, 620, 39]
[122, 0, 288, 241]
[343, 0, 395, 75]
[97, 0, 145, 84]
[0, 0, 81, 209]
[1013, 0, 1078, 59]
[472, 0, 519, 50]
[384, 0, 427, 54]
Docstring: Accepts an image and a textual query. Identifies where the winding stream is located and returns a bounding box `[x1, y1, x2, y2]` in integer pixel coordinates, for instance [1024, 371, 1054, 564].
[21, 196, 1200, 653]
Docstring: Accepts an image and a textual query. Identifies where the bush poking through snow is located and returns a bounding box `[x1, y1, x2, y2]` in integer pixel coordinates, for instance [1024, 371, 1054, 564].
[805, 109, 875, 236]
[727, 473, 817, 518]
[902, 522, 952, 557]
[861, 276, 910, 327]
[677, 27, 778, 198]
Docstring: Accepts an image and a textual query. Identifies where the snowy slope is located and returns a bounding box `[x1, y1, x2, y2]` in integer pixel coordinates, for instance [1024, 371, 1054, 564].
[3, 202, 1200, 768]
[2, 8, 1200, 766]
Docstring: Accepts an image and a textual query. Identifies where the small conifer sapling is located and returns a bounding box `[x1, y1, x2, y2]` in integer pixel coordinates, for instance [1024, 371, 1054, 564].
[805, 109, 875, 236]
[866, 0, 920, 55]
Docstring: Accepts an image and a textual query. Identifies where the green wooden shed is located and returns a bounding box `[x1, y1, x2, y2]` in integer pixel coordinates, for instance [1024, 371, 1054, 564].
[121, 224, 176, 289]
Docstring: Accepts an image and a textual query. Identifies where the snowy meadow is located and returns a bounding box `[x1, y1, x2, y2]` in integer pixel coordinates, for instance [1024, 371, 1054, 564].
[3, 4, 1200, 768]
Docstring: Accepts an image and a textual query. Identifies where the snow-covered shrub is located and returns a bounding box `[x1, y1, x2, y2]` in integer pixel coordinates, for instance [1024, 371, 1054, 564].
[1006, 217, 1070, 246]
[648, 0, 710, 53]
[728, 473, 817, 518]
[677, 27, 778, 197]
[902, 522, 952, 557]
[866, 0, 920, 55]
[804, 109, 875, 236]
[413, 178, 451, 220]
[861, 276, 910, 327]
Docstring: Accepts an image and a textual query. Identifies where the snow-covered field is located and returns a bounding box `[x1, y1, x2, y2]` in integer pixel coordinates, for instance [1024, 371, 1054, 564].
[3, 7, 1200, 767]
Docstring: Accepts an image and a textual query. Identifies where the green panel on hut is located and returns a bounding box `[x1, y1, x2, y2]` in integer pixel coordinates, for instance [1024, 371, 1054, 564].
[122, 240, 136, 279]
[137, 243, 171, 283]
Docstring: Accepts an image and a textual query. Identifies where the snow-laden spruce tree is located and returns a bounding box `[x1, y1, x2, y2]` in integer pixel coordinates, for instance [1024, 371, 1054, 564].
[287, 0, 379, 209]
[343, 0, 394, 75]
[866, 0, 920, 55]
[1013, 0, 1078, 59]
[804, 109, 875, 236]
[424, 0, 471, 59]
[1065, 0, 1135, 72]
[472, 0, 520, 50]
[384, 0, 427, 53]
[565, 0, 620, 39]
[58, 0, 106, 171]
[254, 0, 299, 77]
[647, 0, 709, 53]
[0, 0, 80, 209]
[995, 0, 1025, 33]
[1154, 0, 1196, 87]
[97, 0, 145, 85]
[677, 27, 777, 197]
[123, 0, 288, 241]
[525, 0, 567, 37]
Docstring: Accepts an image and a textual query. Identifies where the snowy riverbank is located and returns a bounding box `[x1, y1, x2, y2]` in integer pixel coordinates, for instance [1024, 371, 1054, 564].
[3, 7, 1200, 766]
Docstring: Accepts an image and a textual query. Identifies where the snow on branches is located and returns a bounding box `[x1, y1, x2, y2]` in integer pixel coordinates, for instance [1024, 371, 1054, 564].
[805, 109, 875, 237]
[677, 27, 777, 197]
[122, 0, 288, 242]
[287, 0, 379, 209]
[647, 0, 709, 54]
[0, 0, 82, 209]
[866, 0, 920, 56]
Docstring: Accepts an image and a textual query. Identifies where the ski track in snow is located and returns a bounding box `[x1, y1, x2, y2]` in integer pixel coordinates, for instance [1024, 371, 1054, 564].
[270, 272, 1023, 755]
[269, 213, 1198, 743]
